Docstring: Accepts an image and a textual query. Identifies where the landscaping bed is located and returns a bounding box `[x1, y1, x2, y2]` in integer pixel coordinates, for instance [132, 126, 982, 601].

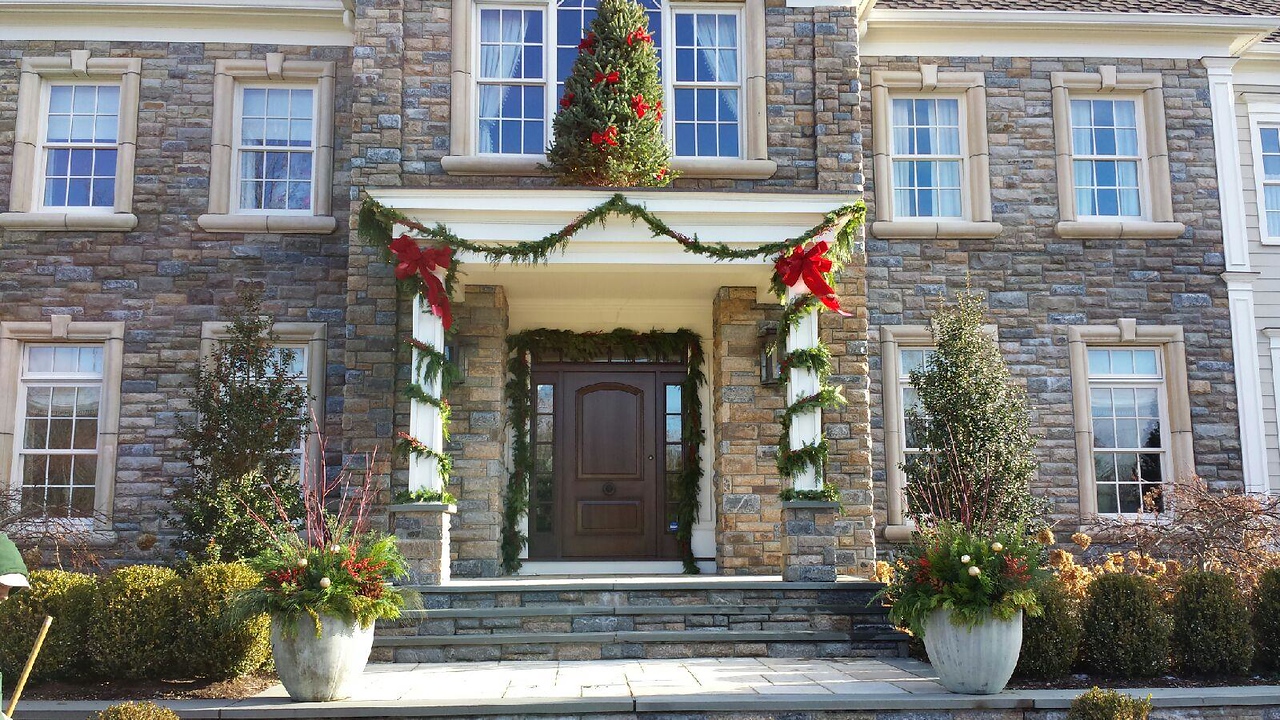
[19, 672, 276, 701]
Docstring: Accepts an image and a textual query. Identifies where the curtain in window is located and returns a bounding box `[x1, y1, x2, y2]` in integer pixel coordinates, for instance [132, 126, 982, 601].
[479, 11, 532, 153]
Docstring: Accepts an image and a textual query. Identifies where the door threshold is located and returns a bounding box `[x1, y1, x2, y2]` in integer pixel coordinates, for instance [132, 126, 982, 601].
[516, 560, 716, 575]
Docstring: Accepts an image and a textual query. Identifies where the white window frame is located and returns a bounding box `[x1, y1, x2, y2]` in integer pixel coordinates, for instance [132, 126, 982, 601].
[473, 0, 552, 159]
[1081, 347, 1170, 518]
[663, 3, 745, 160]
[1068, 321, 1195, 521]
[36, 81, 124, 214]
[0, 317, 125, 532]
[231, 82, 321, 217]
[1246, 101, 1280, 245]
[1067, 95, 1149, 222]
[869, 65, 998, 240]
[0, 52, 140, 232]
[1051, 67, 1184, 240]
[886, 93, 967, 220]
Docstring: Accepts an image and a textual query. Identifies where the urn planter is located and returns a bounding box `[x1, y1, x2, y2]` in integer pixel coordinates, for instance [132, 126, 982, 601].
[270, 612, 375, 702]
[923, 606, 1023, 695]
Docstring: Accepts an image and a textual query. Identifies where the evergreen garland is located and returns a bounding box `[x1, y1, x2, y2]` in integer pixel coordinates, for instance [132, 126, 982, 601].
[503, 329, 705, 574]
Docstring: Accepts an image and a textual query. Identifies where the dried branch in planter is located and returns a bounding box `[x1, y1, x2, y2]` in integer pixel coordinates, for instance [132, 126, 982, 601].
[1089, 476, 1280, 592]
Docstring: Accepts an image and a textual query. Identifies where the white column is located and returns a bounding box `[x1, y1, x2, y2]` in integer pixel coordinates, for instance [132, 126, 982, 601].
[785, 284, 822, 492]
[409, 294, 446, 493]
[1205, 57, 1269, 494]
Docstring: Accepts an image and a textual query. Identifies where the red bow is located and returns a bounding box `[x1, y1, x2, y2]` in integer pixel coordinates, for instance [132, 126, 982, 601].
[653, 99, 663, 120]
[631, 93, 651, 119]
[590, 125, 619, 147]
[578, 33, 596, 53]
[593, 70, 620, 85]
[390, 234, 454, 329]
[626, 27, 652, 45]
[773, 241, 850, 316]
[560, 91, 574, 109]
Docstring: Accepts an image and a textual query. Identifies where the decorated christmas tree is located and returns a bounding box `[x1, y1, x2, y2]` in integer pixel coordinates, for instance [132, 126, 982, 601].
[545, 0, 673, 186]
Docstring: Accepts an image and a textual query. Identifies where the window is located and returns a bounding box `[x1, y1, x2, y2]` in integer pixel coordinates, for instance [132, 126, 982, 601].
[1068, 321, 1195, 520]
[444, 0, 772, 177]
[1259, 126, 1280, 239]
[1070, 98, 1142, 218]
[0, 318, 125, 528]
[662, 383, 684, 533]
[1051, 67, 1183, 239]
[198, 55, 337, 234]
[0, 52, 140, 231]
[878, 325, 932, 539]
[869, 66, 998, 240]
[1085, 348, 1166, 515]
[890, 98, 962, 218]
[236, 87, 316, 213]
[41, 85, 120, 210]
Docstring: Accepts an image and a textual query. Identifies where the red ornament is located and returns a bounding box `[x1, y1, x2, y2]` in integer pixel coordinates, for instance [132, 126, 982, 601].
[653, 99, 664, 120]
[578, 33, 596, 53]
[626, 27, 653, 45]
[655, 167, 668, 181]
[631, 93, 651, 119]
[772, 241, 851, 316]
[389, 234, 454, 329]
[560, 91, 574, 109]
[590, 125, 619, 147]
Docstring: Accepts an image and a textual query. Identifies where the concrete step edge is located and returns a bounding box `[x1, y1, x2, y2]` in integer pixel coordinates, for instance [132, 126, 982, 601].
[373, 629, 855, 647]
[392, 603, 874, 620]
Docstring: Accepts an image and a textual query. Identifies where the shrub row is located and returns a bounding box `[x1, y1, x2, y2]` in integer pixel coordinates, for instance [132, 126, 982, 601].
[1018, 568, 1279, 679]
[0, 563, 270, 683]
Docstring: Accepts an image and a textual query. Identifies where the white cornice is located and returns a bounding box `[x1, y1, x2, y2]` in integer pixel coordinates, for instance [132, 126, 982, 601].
[0, 0, 354, 45]
[863, 9, 1280, 59]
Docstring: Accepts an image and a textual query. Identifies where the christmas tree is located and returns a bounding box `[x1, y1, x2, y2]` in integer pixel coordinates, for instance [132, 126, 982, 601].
[545, 0, 673, 186]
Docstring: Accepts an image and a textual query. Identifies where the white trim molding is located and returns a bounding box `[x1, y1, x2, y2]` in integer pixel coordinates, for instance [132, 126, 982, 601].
[1224, 272, 1269, 495]
[1265, 328, 1280, 495]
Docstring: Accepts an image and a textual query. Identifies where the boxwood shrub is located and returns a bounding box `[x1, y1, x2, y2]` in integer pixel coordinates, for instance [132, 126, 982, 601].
[0, 569, 97, 682]
[1080, 573, 1171, 678]
[174, 562, 271, 678]
[1067, 687, 1152, 720]
[1170, 570, 1253, 676]
[90, 565, 184, 679]
[1015, 577, 1082, 679]
[1252, 567, 1280, 672]
[95, 702, 181, 720]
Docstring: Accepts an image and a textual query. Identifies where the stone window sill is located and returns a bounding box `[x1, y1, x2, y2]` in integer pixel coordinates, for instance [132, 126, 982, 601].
[197, 214, 338, 234]
[441, 154, 778, 180]
[871, 220, 1002, 240]
[0, 212, 138, 231]
[1055, 220, 1185, 239]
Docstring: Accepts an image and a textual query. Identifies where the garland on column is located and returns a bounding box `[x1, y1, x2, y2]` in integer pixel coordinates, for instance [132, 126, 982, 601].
[503, 329, 704, 574]
[357, 193, 866, 570]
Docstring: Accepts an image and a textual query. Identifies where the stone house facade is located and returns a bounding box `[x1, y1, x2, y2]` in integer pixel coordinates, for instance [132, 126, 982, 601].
[0, 0, 1275, 577]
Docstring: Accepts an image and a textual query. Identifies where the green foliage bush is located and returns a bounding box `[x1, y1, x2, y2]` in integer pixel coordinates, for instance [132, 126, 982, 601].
[1015, 577, 1082, 679]
[1170, 570, 1253, 676]
[1080, 573, 1171, 678]
[94, 702, 181, 720]
[1067, 688, 1152, 720]
[1254, 567, 1280, 672]
[90, 565, 183, 680]
[174, 563, 271, 679]
[0, 569, 97, 682]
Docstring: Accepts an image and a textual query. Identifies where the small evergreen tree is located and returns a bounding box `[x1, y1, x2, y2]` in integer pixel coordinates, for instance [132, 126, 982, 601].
[172, 292, 309, 561]
[903, 292, 1043, 533]
[545, 0, 673, 186]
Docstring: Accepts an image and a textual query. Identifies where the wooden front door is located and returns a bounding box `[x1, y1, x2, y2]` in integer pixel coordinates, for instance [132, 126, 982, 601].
[529, 363, 684, 560]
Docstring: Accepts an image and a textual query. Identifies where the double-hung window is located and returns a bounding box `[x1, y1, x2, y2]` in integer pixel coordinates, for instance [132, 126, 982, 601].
[1085, 348, 1166, 515]
[236, 87, 316, 213]
[1070, 98, 1142, 218]
[472, 0, 742, 159]
[890, 98, 962, 218]
[1255, 124, 1280, 240]
[898, 346, 934, 463]
[40, 84, 120, 211]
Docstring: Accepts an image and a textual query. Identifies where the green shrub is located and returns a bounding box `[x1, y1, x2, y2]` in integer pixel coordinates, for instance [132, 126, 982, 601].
[0, 569, 97, 682]
[1170, 570, 1253, 676]
[1067, 687, 1152, 720]
[90, 565, 182, 679]
[174, 562, 271, 678]
[94, 701, 181, 720]
[1254, 567, 1280, 672]
[1080, 573, 1171, 678]
[1016, 577, 1082, 679]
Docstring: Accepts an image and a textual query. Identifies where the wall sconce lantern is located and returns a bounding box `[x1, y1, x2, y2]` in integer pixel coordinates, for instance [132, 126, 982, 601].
[444, 339, 467, 385]
[759, 325, 785, 386]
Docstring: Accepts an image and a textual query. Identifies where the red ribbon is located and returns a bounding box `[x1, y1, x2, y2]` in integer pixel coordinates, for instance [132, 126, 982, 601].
[560, 91, 574, 109]
[578, 33, 596, 53]
[773, 241, 850, 316]
[592, 70, 620, 85]
[590, 125, 619, 147]
[390, 234, 454, 329]
[631, 93, 651, 119]
[626, 27, 653, 45]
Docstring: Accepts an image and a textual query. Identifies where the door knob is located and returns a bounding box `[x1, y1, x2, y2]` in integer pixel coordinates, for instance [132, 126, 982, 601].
[648, 455, 654, 461]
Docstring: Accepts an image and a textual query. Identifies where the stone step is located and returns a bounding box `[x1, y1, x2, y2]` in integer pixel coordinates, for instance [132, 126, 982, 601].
[397, 602, 874, 619]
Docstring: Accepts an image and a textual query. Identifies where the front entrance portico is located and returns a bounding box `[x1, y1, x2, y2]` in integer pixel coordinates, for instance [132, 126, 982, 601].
[368, 188, 876, 579]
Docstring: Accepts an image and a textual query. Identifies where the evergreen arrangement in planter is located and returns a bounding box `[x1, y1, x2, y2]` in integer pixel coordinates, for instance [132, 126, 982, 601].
[544, 0, 673, 186]
[1170, 571, 1253, 676]
[1079, 573, 1171, 678]
[172, 291, 310, 562]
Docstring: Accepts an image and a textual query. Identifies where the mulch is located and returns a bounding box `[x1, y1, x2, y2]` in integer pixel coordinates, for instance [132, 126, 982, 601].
[18, 672, 277, 701]
[1009, 674, 1280, 690]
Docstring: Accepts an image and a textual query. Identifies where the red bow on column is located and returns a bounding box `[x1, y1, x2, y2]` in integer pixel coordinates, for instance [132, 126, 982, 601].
[390, 234, 454, 329]
[773, 241, 851, 316]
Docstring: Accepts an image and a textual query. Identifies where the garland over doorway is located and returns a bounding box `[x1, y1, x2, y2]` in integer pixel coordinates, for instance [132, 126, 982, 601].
[358, 192, 867, 575]
[504, 329, 705, 574]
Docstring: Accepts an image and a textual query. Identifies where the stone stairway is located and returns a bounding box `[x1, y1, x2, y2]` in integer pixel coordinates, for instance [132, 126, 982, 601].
[372, 576, 908, 663]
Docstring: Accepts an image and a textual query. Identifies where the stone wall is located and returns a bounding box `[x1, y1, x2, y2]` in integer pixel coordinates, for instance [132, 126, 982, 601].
[0, 41, 352, 558]
[862, 56, 1240, 536]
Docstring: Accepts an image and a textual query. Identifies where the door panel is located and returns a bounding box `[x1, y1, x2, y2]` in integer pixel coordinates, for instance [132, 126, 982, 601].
[577, 385, 642, 477]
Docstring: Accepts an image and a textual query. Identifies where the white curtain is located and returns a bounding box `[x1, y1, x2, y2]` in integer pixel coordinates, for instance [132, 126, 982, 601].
[479, 10, 534, 152]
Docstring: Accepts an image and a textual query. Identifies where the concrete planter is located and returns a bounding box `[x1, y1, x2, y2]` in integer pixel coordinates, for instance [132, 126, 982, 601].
[270, 612, 375, 702]
[923, 607, 1022, 695]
